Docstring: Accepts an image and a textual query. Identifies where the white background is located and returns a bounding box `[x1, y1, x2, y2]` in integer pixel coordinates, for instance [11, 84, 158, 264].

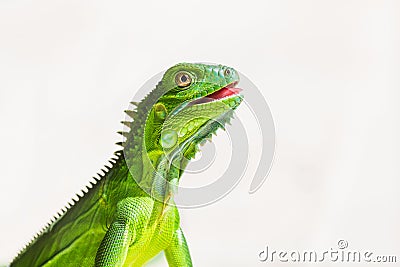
[0, 0, 399, 266]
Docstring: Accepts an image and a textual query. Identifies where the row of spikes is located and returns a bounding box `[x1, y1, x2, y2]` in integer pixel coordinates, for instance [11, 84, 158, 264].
[13, 97, 144, 260]
[12, 152, 122, 261]
[116, 101, 139, 147]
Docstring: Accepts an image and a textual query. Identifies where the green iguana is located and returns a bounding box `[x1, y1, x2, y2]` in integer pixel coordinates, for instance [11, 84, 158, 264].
[10, 63, 243, 267]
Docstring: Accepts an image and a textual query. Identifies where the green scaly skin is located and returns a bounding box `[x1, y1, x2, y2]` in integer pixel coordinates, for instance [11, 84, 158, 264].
[10, 63, 243, 267]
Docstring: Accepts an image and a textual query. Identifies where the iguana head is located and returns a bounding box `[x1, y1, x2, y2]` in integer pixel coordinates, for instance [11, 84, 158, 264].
[149, 63, 243, 160]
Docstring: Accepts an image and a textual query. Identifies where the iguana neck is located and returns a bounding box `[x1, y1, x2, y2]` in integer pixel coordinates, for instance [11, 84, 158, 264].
[121, 81, 171, 196]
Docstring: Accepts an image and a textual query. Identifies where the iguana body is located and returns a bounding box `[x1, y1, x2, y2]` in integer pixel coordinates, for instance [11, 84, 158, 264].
[11, 63, 243, 267]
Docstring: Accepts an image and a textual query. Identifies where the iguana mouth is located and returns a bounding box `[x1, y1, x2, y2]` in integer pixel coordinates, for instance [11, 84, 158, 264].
[190, 81, 242, 105]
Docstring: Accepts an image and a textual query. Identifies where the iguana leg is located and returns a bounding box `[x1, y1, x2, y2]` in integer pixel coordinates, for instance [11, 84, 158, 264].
[95, 197, 153, 267]
[164, 227, 193, 267]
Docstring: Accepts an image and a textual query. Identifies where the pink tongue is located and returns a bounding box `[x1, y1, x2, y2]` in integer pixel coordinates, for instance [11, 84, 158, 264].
[208, 87, 242, 100]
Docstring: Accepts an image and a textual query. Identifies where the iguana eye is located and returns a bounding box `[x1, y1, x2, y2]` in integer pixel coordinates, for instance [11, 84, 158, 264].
[224, 68, 231, 76]
[175, 72, 192, 87]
